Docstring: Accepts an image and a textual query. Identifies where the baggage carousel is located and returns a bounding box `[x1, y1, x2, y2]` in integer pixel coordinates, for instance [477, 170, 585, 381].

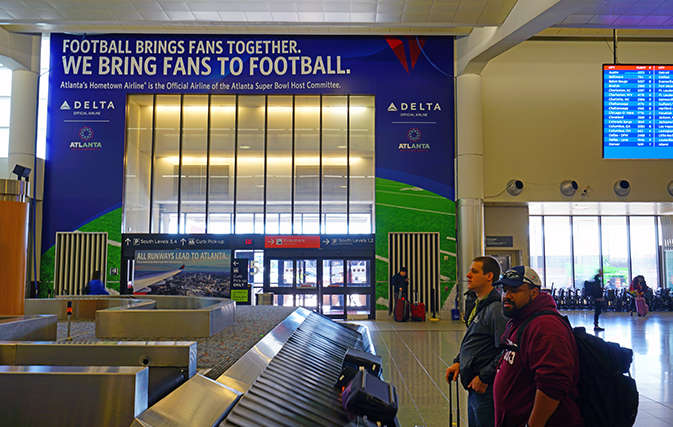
[1, 296, 384, 427]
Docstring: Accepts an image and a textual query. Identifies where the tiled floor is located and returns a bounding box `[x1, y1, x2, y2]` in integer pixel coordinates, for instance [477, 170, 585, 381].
[352, 310, 673, 427]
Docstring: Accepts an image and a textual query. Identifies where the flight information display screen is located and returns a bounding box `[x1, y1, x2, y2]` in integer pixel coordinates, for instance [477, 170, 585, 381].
[603, 64, 673, 159]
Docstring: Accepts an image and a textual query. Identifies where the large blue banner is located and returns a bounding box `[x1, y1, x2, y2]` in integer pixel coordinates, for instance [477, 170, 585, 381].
[44, 34, 454, 251]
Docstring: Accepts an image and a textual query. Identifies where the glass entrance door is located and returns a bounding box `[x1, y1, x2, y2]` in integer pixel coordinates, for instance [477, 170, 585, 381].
[295, 259, 318, 310]
[268, 258, 319, 310]
[346, 259, 371, 317]
[269, 259, 294, 307]
[322, 259, 345, 317]
[266, 257, 373, 319]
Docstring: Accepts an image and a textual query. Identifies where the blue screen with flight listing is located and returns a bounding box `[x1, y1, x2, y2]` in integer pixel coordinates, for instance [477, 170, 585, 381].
[604, 64, 673, 159]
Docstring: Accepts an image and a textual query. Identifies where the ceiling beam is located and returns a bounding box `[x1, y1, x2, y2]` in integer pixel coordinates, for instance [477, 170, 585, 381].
[456, 0, 595, 75]
[0, 28, 41, 72]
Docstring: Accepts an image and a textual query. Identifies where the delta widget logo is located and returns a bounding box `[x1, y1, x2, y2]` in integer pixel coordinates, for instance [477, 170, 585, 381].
[399, 128, 430, 151]
[70, 126, 102, 150]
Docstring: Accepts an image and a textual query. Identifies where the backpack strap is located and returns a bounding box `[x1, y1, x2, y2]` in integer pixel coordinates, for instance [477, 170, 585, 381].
[508, 310, 572, 352]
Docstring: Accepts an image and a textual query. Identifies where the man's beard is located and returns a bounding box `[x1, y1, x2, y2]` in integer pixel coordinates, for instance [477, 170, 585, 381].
[503, 296, 532, 319]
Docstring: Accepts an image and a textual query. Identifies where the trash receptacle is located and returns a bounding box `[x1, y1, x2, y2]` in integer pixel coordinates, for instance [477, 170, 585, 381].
[256, 293, 274, 305]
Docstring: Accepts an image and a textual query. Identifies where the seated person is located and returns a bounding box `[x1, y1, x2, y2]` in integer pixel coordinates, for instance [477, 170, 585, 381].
[85, 270, 110, 295]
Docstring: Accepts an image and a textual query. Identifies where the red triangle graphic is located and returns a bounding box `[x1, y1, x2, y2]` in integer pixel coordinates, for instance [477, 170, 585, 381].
[385, 36, 409, 73]
[407, 37, 426, 70]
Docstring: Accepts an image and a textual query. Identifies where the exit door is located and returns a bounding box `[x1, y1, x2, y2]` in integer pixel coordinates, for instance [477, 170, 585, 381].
[265, 257, 373, 319]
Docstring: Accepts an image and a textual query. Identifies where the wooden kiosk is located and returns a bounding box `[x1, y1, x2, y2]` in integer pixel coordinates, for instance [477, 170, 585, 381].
[0, 179, 30, 315]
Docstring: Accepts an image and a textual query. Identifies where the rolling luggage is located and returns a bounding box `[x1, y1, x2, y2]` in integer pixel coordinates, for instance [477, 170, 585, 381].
[635, 296, 649, 316]
[336, 348, 383, 388]
[343, 416, 381, 427]
[411, 302, 425, 321]
[343, 348, 382, 376]
[411, 290, 425, 322]
[394, 297, 409, 322]
[342, 367, 398, 425]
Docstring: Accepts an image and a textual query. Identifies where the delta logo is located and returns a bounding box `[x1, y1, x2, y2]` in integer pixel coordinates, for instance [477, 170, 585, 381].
[387, 101, 441, 118]
[399, 128, 430, 151]
[60, 99, 115, 116]
[70, 126, 102, 150]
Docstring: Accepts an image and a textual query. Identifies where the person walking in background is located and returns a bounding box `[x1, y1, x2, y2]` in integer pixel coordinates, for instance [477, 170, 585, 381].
[84, 270, 109, 295]
[584, 269, 605, 331]
[445, 256, 507, 427]
[493, 265, 584, 427]
[391, 267, 408, 299]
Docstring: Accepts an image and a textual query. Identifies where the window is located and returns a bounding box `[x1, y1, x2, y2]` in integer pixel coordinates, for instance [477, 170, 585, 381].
[602, 217, 629, 288]
[0, 68, 12, 157]
[573, 217, 600, 287]
[529, 216, 544, 286]
[124, 94, 375, 234]
[630, 217, 657, 287]
[36, 34, 50, 159]
[531, 215, 661, 290]
[544, 216, 572, 288]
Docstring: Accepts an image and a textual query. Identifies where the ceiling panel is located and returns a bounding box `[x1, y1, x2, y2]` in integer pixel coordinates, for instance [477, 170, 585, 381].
[0, 0, 664, 37]
[0, 1, 671, 58]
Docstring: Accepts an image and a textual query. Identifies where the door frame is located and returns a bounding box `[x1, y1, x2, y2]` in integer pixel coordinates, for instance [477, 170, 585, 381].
[264, 252, 375, 319]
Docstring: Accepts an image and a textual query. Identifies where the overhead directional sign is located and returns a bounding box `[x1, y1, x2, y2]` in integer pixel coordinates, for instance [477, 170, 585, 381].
[320, 236, 375, 248]
[122, 234, 228, 250]
[263, 234, 375, 249]
[265, 235, 321, 248]
[123, 233, 374, 252]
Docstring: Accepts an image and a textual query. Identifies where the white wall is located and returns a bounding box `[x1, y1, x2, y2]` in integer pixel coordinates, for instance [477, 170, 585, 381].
[484, 205, 529, 266]
[481, 40, 673, 203]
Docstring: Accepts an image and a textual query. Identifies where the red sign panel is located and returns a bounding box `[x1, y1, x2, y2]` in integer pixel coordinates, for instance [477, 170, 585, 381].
[265, 235, 321, 248]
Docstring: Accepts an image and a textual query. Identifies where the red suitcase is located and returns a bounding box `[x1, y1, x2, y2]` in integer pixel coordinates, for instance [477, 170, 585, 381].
[394, 298, 410, 322]
[411, 290, 425, 321]
[411, 302, 425, 321]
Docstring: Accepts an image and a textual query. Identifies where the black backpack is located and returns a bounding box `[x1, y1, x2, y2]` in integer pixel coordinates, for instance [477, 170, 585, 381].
[511, 310, 638, 427]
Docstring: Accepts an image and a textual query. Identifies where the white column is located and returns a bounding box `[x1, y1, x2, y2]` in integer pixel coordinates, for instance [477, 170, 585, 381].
[8, 69, 38, 197]
[455, 73, 484, 304]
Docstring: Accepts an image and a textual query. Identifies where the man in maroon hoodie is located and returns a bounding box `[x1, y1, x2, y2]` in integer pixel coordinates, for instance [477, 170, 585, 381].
[492, 266, 584, 427]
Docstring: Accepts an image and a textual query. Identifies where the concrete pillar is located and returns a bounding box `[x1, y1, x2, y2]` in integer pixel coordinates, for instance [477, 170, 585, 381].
[8, 68, 38, 194]
[455, 73, 485, 306]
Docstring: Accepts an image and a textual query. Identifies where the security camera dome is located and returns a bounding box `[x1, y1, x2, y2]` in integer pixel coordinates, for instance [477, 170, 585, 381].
[506, 179, 524, 196]
[560, 180, 578, 196]
[614, 180, 631, 196]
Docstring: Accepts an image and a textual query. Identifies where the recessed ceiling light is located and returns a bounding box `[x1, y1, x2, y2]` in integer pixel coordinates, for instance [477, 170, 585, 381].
[239, 145, 250, 149]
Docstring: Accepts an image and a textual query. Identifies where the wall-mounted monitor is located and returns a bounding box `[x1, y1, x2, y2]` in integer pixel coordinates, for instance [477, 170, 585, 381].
[603, 64, 673, 159]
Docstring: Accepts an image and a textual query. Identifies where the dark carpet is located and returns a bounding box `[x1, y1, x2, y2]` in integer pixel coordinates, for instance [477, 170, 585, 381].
[56, 305, 297, 380]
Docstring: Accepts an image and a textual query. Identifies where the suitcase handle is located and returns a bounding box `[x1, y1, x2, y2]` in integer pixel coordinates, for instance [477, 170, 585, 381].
[449, 373, 460, 424]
